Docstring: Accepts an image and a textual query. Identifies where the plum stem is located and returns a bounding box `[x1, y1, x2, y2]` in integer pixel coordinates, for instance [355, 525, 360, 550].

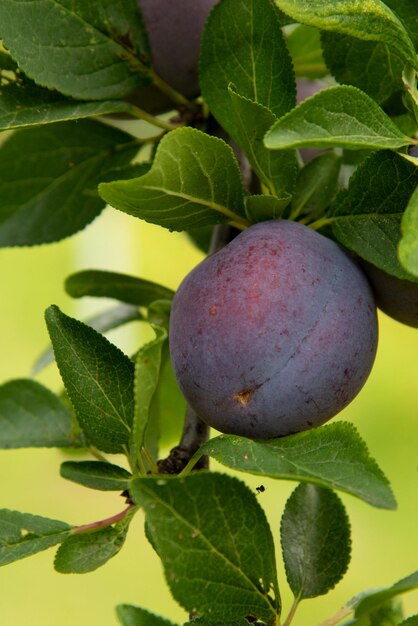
[152, 70, 192, 108]
[71, 504, 136, 534]
[157, 406, 209, 474]
[304, 216, 335, 230]
[127, 103, 182, 130]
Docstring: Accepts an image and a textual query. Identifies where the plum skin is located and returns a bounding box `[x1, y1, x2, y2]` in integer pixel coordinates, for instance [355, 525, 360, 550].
[169, 220, 378, 439]
[139, 0, 217, 98]
[361, 261, 418, 328]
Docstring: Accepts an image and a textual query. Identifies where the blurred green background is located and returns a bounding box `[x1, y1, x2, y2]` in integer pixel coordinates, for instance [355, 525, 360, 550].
[0, 207, 417, 625]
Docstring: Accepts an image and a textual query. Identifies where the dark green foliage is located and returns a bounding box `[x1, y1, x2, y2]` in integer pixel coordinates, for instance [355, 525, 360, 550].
[0, 120, 139, 246]
[0, 379, 82, 448]
[60, 461, 132, 491]
[131, 473, 280, 623]
[281, 484, 351, 598]
[45, 305, 135, 453]
[200, 422, 396, 509]
[65, 271, 174, 306]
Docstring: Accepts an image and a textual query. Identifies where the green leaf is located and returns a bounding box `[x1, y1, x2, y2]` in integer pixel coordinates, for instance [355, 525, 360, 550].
[245, 194, 292, 223]
[0, 509, 71, 566]
[0, 0, 151, 100]
[54, 511, 134, 574]
[400, 617, 418, 625]
[265, 86, 413, 151]
[33, 303, 142, 375]
[286, 25, 328, 78]
[65, 270, 174, 306]
[0, 379, 82, 449]
[0, 120, 139, 246]
[321, 32, 404, 104]
[343, 600, 404, 626]
[281, 484, 351, 599]
[45, 305, 135, 454]
[228, 87, 297, 196]
[200, 0, 296, 136]
[60, 461, 131, 491]
[200, 421, 396, 509]
[130, 326, 166, 469]
[199, 0, 296, 195]
[399, 184, 418, 276]
[350, 571, 418, 617]
[383, 0, 418, 50]
[274, 0, 418, 68]
[0, 52, 136, 130]
[116, 605, 179, 626]
[99, 128, 248, 231]
[147, 342, 186, 452]
[330, 150, 418, 280]
[291, 151, 341, 219]
[130, 473, 280, 623]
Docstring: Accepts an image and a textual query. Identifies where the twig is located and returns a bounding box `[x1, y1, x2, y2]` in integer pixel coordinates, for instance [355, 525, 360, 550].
[72, 504, 135, 534]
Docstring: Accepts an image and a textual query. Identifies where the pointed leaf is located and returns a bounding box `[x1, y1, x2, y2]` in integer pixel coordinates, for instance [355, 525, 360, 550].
[321, 32, 404, 104]
[0, 0, 151, 100]
[33, 303, 142, 375]
[330, 150, 418, 280]
[274, 0, 418, 68]
[342, 600, 404, 626]
[45, 305, 135, 453]
[200, 0, 296, 136]
[380, 0, 418, 50]
[281, 484, 351, 599]
[0, 52, 136, 130]
[0, 509, 71, 566]
[60, 461, 131, 491]
[66, 270, 174, 306]
[146, 341, 186, 453]
[399, 185, 418, 276]
[291, 151, 341, 219]
[0, 120, 139, 246]
[130, 473, 280, 623]
[245, 194, 292, 223]
[265, 86, 413, 151]
[116, 605, 179, 626]
[54, 511, 134, 574]
[130, 326, 166, 468]
[228, 87, 297, 196]
[0, 379, 82, 449]
[350, 571, 418, 617]
[99, 128, 248, 231]
[200, 422, 396, 509]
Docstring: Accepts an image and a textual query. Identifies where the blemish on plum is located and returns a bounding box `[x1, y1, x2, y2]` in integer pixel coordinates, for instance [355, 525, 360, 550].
[234, 389, 253, 406]
[209, 305, 217, 316]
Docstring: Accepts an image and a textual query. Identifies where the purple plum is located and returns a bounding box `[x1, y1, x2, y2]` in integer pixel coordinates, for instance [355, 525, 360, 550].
[170, 220, 378, 439]
[361, 262, 418, 328]
[139, 0, 216, 98]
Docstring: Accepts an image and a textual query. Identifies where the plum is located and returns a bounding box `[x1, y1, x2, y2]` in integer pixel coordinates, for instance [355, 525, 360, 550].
[361, 261, 418, 328]
[170, 220, 378, 439]
[139, 0, 216, 98]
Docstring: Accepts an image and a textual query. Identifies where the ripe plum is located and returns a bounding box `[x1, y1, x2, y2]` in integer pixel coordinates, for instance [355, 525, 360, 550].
[170, 220, 378, 439]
